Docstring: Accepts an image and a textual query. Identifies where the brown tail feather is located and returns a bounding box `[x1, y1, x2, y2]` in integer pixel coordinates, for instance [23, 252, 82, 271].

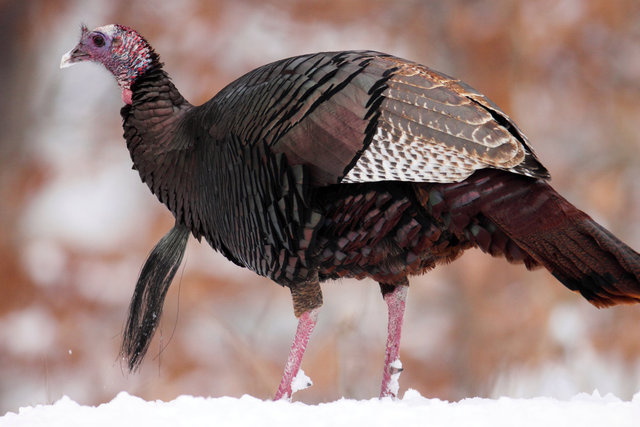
[481, 174, 640, 307]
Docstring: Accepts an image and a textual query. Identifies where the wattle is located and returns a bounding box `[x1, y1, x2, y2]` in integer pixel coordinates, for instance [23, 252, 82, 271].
[122, 88, 132, 105]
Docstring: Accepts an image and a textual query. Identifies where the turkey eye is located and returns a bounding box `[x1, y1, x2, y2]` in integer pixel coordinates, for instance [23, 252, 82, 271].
[92, 35, 105, 47]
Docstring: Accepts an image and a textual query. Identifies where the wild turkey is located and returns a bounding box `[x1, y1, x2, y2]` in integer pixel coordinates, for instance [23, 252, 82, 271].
[61, 24, 640, 400]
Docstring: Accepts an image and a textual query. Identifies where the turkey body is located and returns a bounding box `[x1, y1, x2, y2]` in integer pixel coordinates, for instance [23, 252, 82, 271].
[116, 48, 640, 397]
[123, 50, 638, 307]
[124, 50, 536, 294]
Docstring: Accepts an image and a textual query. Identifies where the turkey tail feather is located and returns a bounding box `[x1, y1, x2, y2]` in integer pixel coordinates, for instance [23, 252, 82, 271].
[121, 223, 190, 371]
[517, 216, 640, 307]
[480, 174, 640, 307]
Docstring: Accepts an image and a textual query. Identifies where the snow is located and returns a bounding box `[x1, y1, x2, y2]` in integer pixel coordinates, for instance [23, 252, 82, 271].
[291, 369, 313, 394]
[2, 390, 639, 427]
[388, 359, 403, 397]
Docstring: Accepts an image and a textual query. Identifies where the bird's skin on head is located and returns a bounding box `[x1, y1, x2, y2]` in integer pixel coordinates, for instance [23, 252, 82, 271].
[60, 24, 158, 104]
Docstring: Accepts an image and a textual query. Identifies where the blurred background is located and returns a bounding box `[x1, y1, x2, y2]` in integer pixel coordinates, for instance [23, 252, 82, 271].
[1, 0, 640, 414]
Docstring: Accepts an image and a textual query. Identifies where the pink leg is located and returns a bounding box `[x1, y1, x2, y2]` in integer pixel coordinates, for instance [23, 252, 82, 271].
[380, 284, 408, 398]
[274, 308, 319, 401]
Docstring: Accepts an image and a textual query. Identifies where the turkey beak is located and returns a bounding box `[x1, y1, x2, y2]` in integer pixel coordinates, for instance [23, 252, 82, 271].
[60, 45, 89, 69]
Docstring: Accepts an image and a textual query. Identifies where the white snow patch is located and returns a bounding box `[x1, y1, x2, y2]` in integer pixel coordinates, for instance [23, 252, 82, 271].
[388, 359, 403, 398]
[291, 369, 313, 394]
[2, 390, 640, 427]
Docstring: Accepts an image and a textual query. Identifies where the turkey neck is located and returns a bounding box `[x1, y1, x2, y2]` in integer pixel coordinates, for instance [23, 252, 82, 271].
[121, 64, 196, 224]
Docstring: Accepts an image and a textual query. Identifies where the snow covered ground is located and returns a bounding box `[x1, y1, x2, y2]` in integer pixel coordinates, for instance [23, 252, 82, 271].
[2, 390, 639, 427]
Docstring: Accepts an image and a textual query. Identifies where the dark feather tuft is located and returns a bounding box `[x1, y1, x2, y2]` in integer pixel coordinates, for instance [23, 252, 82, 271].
[121, 223, 190, 371]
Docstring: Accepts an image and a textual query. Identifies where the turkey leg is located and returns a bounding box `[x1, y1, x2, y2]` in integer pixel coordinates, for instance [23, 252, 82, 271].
[379, 280, 408, 398]
[274, 280, 323, 400]
[274, 308, 319, 400]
